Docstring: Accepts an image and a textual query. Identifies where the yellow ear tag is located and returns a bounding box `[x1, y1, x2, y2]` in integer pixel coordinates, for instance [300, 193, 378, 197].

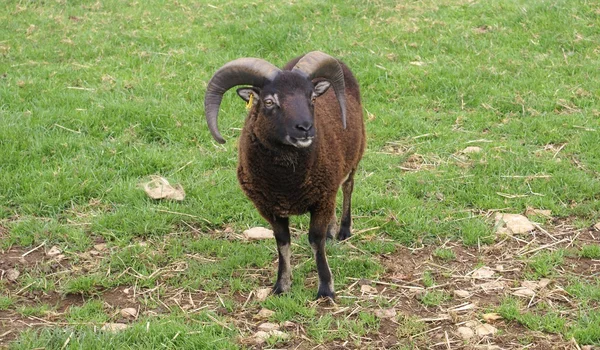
[245, 93, 254, 111]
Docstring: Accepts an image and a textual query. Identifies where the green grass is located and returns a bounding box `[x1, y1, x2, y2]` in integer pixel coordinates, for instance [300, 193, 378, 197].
[525, 250, 565, 279]
[580, 245, 600, 259]
[0, 296, 15, 311]
[1, 0, 600, 347]
[11, 314, 238, 350]
[418, 290, 451, 307]
[433, 248, 456, 261]
[499, 297, 600, 345]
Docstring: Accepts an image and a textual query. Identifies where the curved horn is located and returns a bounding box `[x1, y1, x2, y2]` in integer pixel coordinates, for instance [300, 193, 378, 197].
[292, 51, 347, 129]
[204, 58, 280, 143]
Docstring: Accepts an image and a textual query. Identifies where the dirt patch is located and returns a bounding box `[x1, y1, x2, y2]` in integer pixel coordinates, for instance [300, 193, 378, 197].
[1, 221, 599, 348]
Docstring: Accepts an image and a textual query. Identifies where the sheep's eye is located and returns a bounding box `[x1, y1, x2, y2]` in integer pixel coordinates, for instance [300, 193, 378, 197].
[264, 99, 274, 107]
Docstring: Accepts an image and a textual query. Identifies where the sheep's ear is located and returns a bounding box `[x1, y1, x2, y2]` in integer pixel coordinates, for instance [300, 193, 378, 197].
[313, 81, 331, 97]
[236, 87, 260, 103]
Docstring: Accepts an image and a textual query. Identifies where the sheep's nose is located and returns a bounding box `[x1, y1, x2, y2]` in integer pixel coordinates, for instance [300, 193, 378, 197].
[295, 122, 313, 132]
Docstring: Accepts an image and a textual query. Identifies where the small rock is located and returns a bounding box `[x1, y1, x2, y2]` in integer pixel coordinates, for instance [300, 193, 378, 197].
[454, 290, 471, 298]
[495, 213, 535, 234]
[94, 243, 107, 251]
[360, 284, 378, 294]
[78, 252, 92, 260]
[457, 326, 475, 340]
[538, 278, 551, 288]
[47, 246, 61, 256]
[89, 250, 101, 256]
[464, 320, 479, 328]
[478, 280, 506, 290]
[512, 287, 535, 298]
[258, 322, 279, 332]
[374, 308, 397, 318]
[472, 266, 495, 279]
[475, 323, 497, 337]
[252, 331, 270, 344]
[269, 330, 289, 340]
[254, 308, 275, 320]
[6, 268, 19, 282]
[243, 227, 274, 240]
[143, 176, 185, 201]
[462, 146, 482, 154]
[522, 281, 539, 290]
[120, 308, 138, 319]
[593, 222, 600, 232]
[255, 288, 271, 301]
[482, 313, 503, 322]
[101, 323, 129, 333]
[248, 330, 289, 345]
[525, 208, 552, 218]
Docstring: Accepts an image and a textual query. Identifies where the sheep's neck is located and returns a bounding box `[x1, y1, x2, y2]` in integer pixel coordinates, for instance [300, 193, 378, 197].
[249, 132, 316, 173]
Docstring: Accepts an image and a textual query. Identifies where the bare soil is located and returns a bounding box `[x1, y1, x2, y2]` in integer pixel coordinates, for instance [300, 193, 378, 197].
[1, 220, 599, 349]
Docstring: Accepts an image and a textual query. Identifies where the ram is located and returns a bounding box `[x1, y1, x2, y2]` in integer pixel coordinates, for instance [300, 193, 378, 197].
[204, 51, 365, 299]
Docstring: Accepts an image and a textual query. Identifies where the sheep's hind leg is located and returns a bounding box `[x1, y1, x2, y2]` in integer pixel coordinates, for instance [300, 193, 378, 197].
[271, 216, 292, 295]
[309, 208, 335, 299]
[326, 213, 337, 240]
[338, 169, 356, 241]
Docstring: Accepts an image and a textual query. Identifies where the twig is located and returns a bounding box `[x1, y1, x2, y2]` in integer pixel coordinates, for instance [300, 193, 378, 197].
[22, 241, 46, 257]
[205, 313, 232, 331]
[500, 175, 551, 179]
[552, 143, 567, 159]
[54, 124, 81, 134]
[67, 86, 95, 91]
[61, 332, 74, 350]
[411, 326, 442, 339]
[532, 222, 557, 241]
[174, 161, 194, 174]
[413, 133, 438, 139]
[346, 277, 424, 290]
[520, 238, 569, 255]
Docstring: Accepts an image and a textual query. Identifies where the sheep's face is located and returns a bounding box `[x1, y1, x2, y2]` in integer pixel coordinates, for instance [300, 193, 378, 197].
[237, 71, 331, 149]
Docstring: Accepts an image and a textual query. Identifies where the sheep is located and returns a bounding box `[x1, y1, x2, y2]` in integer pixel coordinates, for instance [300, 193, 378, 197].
[204, 51, 365, 299]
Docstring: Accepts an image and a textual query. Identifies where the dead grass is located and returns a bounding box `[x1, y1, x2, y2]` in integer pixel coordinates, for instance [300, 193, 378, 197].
[2, 219, 599, 349]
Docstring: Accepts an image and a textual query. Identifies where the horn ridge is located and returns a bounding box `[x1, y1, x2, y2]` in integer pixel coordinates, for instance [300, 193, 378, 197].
[204, 58, 281, 143]
[292, 51, 347, 129]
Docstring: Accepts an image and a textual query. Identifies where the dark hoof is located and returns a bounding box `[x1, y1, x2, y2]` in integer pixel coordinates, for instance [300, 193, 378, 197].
[272, 282, 290, 295]
[337, 227, 352, 241]
[316, 286, 335, 300]
[326, 231, 334, 240]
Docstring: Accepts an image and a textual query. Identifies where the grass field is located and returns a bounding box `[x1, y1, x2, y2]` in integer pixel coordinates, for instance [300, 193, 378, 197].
[1, 0, 600, 348]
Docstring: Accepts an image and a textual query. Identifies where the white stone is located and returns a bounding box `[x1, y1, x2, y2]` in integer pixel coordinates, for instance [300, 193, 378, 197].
[120, 308, 138, 319]
[495, 213, 535, 234]
[475, 323, 497, 337]
[462, 146, 482, 154]
[47, 246, 61, 256]
[6, 269, 19, 282]
[243, 227, 274, 240]
[457, 326, 475, 340]
[374, 308, 397, 318]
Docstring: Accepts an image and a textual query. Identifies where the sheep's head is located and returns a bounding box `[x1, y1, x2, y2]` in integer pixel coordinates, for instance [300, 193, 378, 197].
[204, 51, 347, 147]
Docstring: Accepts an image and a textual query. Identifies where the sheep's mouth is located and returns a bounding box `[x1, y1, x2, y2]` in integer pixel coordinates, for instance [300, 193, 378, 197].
[286, 136, 313, 148]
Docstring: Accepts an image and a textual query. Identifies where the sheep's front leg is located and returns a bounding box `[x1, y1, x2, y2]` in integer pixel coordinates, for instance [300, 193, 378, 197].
[271, 216, 292, 295]
[309, 208, 335, 299]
